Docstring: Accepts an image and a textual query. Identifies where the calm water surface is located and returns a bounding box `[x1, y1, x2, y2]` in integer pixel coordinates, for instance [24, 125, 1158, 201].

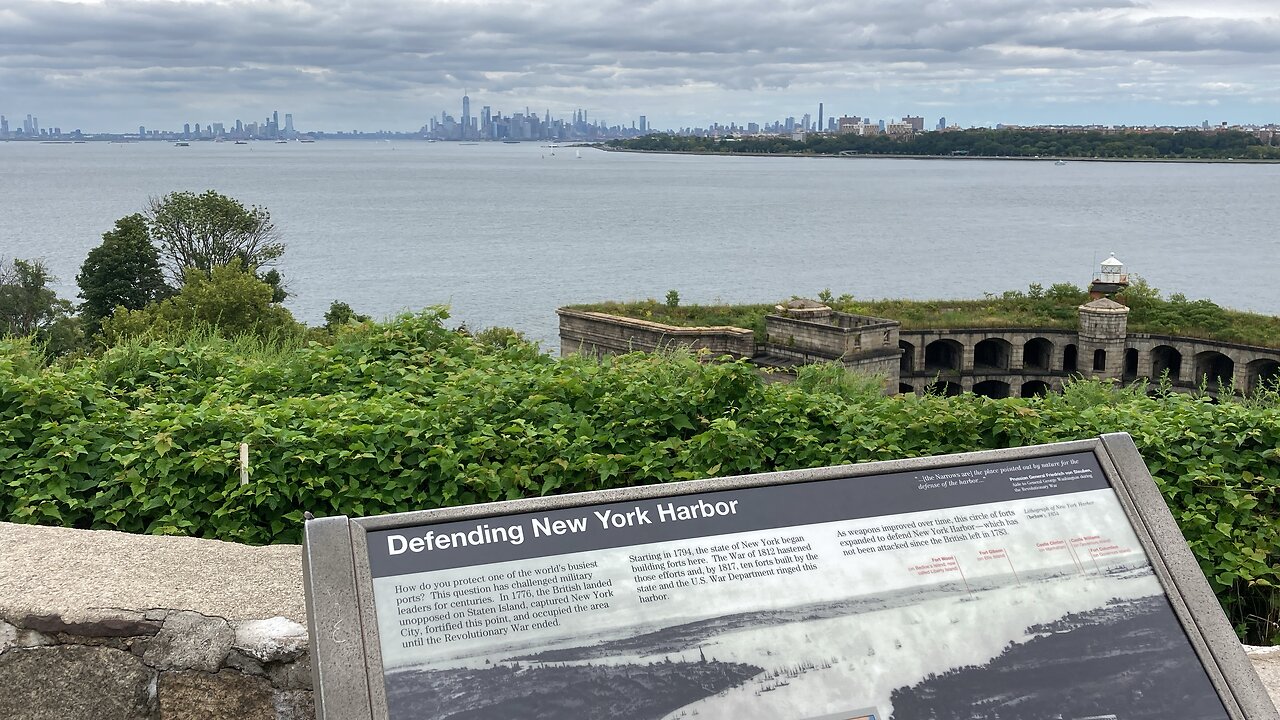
[2, 141, 1277, 350]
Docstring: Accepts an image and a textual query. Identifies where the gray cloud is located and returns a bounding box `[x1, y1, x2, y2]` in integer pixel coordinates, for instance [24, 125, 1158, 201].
[1, 0, 1277, 130]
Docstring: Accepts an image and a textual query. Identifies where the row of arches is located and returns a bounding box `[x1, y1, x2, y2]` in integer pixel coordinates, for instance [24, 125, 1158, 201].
[901, 337, 1280, 393]
[905, 337, 1074, 374]
[1139, 346, 1278, 391]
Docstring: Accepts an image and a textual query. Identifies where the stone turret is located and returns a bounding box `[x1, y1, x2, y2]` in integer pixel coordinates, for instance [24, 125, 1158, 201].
[1077, 297, 1129, 381]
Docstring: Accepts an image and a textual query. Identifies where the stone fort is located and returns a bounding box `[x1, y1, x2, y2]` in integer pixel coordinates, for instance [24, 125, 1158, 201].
[558, 259, 1280, 398]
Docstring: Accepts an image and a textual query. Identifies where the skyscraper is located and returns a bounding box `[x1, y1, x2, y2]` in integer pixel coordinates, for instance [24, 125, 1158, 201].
[818, 103, 823, 134]
[284, 113, 294, 137]
[0, 115, 8, 138]
[639, 115, 647, 133]
[461, 93, 471, 140]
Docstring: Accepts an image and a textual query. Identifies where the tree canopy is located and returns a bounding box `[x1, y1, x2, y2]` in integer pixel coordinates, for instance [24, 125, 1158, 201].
[145, 190, 285, 283]
[101, 260, 303, 345]
[76, 213, 169, 335]
[0, 258, 80, 356]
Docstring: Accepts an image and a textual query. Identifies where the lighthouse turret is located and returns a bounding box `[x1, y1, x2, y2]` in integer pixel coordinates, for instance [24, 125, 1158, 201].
[1089, 253, 1129, 299]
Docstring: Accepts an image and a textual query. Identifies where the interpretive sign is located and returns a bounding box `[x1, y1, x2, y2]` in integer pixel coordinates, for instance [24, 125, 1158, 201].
[302, 433, 1278, 720]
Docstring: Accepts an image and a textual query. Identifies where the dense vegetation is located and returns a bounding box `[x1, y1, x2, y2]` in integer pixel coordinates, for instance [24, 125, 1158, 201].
[1, 312, 1278, 643]
[573, 280, 1280, 348]
[610, 128, 1280, 161]
[1, 190, 301, 361]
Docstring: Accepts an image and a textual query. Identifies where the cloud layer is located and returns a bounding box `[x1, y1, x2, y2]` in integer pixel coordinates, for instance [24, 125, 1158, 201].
[3, 0, 1278, 131]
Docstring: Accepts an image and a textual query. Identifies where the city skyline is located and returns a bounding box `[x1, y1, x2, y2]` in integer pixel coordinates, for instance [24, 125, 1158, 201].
[2, 0, 1278, 134]
[5, 94, 1275, 143]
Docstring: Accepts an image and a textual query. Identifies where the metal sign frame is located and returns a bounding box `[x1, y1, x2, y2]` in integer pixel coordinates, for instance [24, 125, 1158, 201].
[302, 432, 1278, 720]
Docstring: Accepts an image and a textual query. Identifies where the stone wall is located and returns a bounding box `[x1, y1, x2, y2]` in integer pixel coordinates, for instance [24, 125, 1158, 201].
[763, 313, 898, 365]
[0, 522, 313, 720]
[558, 309, 755, 359]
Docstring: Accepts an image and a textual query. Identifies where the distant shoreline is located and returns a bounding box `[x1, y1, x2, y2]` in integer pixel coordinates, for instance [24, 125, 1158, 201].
[599, 146, 1280, 164]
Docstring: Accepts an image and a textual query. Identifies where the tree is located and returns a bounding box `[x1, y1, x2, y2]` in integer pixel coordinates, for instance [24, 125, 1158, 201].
[323, 301, 370, 331]
[0, 257, 80, 356]
[145, 190, 285, 284]
[101, 260, 302, 345]
[76, 213, 169, 335]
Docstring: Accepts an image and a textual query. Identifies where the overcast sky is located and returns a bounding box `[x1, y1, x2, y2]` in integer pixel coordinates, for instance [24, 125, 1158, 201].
[3, 0, 1278, 133]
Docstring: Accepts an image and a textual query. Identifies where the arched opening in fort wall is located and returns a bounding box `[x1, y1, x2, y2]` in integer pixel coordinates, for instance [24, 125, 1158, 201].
[1021, 380, 1051, 397]
[973, 380, 1012, 399]
[925, 380, 962, 396]
[974, 339, 1013, 371]
[1152, 345, 1183, 383]
[1023, 338, 1053, 371]
[1063, 344, 1078, 373]
[899, 340, 915, 373]
[924, 340, 963, 372]
[1124, 348, 1139, 381]
[1247, 359, 1280, 394]
[1093, 349, 1107, 373]
[1195, 351, 1235, 389]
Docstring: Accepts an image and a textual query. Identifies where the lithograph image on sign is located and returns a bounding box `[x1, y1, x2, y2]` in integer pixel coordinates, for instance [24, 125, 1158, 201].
[366, 453, 1229, 720]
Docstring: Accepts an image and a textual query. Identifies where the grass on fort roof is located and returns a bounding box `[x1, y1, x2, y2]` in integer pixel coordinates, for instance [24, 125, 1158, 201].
[569, 279, 1280, 349]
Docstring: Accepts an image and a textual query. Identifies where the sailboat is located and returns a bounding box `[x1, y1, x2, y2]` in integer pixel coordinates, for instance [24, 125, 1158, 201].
[576, 149, 582, 159]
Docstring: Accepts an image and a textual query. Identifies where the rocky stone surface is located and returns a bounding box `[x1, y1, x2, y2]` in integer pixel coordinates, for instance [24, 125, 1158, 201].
[144, 611, 235, 673]
[0, 620, 52, 654]
[0, 521, 304, 628]
[274, 689, 317, 720]
[0, 645, 156, 720]
[267, 653, 313, 690]
[234, 617, 309, 663]
[158, 670, 274, 720]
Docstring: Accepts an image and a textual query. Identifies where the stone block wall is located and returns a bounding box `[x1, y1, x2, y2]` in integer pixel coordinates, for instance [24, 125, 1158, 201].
[763, 313, 898, 364]
[558, 309, 755, 359]
[0, 522, 314, 720]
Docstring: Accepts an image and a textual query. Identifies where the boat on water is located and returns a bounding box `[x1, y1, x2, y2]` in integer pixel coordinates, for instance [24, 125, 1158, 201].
[174, 141, 190, 147]
[298, 138, 316, 143]
[1055, 159, 1067, 166]
[502, 140, 520, 144]
[275, 140, 288, 144]
[234, 140, 249, 145]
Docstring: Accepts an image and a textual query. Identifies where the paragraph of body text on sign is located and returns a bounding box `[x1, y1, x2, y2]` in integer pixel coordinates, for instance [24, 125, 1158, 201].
[392, 560, 612, 649]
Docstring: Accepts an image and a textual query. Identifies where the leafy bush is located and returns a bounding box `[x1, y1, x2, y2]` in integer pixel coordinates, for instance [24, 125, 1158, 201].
[101, 261, 304, 345]
[1, 312, 1278, 642]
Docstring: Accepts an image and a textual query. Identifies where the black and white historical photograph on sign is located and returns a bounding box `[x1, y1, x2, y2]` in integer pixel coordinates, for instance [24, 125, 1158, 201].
[368, 457, 1230, 720]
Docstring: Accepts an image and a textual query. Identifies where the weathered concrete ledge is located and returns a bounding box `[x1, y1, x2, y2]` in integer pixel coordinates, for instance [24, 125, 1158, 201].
[0, 522, 312, 720]
[558, 308, 756, 359]
[1, 521, 1278, 716]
